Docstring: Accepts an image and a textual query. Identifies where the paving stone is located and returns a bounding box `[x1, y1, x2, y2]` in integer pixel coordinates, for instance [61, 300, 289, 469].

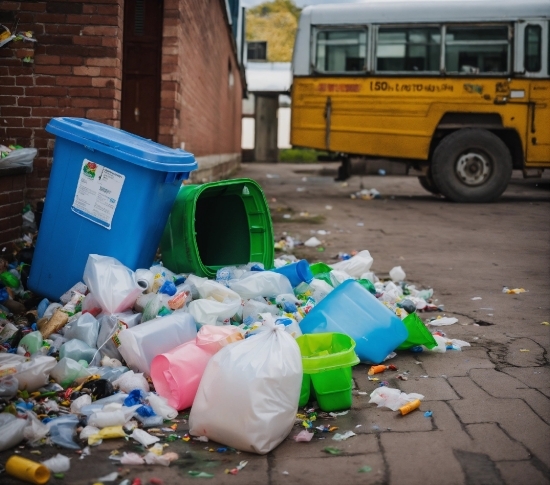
[502, 366, 550, 389]
[428, 401, 470, 444]
[453, 449, 503, 485]
[397, 376, 459, 401]
[419, 348, 494, 377]
[521, 389, 550, 425]
[469, 368, 528, 398]
[539, 388, 550, 398]
[506, 338, 546, 367]
[466, 423, 530, 461]
[381, 431, 465, 485]
[353, 401, 434, 433]
[272, 431, 378, 459]
[496, 460, 549, 485]
[270, 453, 386, 485]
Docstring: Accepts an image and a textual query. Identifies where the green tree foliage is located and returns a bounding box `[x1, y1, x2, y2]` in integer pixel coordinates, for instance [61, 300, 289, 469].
[246, 0, 301, 62]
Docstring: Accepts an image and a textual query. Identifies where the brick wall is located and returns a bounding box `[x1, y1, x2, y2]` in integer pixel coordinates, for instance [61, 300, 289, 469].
[0, 0, 123, 198]
[0, 168, 26, 245]
[160, 0, 243, 157]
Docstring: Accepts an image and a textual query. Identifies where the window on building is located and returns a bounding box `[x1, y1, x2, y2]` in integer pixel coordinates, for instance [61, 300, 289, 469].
[376, 27, 440, 72]
[247, 41, 267, 61]
[524, 25, 542, 72]
[315, 30, 367, 73]
[445, 26, 509, 74]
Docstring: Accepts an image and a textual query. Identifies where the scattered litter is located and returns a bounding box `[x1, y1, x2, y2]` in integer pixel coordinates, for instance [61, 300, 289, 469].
[369, 387, 424, 411]
[424, 411, 433, 417]
[332, 431, 356, 441]
[225, 460, 248, 475]
[325, 205, 332, 210]
[356, 222, 364, 226]
[502, 287, 526, 294]
[304, 237, 322, 247]
[428, 316, 458, 326]
[358, 466, 372, 473]
[97, 472, 119, 482]
[471, 297, 482, 300]
[322, 447, 343, 455]
[266, 173, 279, 179]
[188, 471, 215, 478]
[350, 188, 380, 200]
[541, 322, 549, 326]
[293, 430, 314, 442]
[41, 454, 71, 473]
[519, 349, 530, 352]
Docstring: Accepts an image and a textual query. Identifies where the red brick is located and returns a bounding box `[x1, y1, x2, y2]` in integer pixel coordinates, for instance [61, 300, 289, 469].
[59, 56, 84, 66]
[82, 26, 118, 36]
[34, 55, 60, 65]
[34, 13, 66, 24]
[1, 106, 32, 117]
[73, 36, 103, 46]
[101, 37, 119, 48]
[73, 66, 101, 76]
[34, 65, 72, 75]
[0, 77, 15, 86]
[70, 98, 99, 108]
[40, 97, 58, 107]
[0, 95, 17, 106]
[35, 76, 57, 86]
[56, 76, 93, 86]
[24, 118, 43, 127]
[86, 57, 118, 67]
[26, 86, 67, 96]
[68, 87, 100, 97]
[17, 97, 42, 107]
[91, 77, 115, 88]
[15, 76, 34, 86]
[20, 1, 47, 12]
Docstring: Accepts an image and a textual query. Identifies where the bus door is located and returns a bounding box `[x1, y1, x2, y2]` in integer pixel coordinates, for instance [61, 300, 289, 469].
[516, 21, 550, 164]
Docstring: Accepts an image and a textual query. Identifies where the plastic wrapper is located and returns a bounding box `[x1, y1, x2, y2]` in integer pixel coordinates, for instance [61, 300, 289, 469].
[308, 278, 334, 302]
[70, 394, 92, 414]
[88, 404, 140, 428]
[63, 313, 99, 348]
[0, 374, 19, 398]
[23, 411, 50, 445]
[95, 312, 141, 362]
[131, 428, 159, 447]
[242, 298, 279, 323]
[15, 355, 57, 391]
[41, 454, 71, 473]
[389, 266, 406, 282]
[48, 415, 80, 450]
[0, 147, 37, 171]
[188, 278, 242, 326]
[43, 302, 62, 320]
[368, 387, 424, 411]
[50, 358, 92, 388]
[18, 331, 43, 355]
[229, 272, 293, 299]
[113, 370, 150, 393]
[82, 254, 143, 314]
[195, 325, 243, 353]
[88, 425, 127, 446]
[81, 292, 102, 316]
[59, 339, 96, 364]
[147, 393, 178, 420]
[120, 452, 145, 465]
[189, 319, 302, 454]
[80, 393, 128, 416]
[329, 270, 353, 288]
[143, 452, 178, 466]
[329, 250, 374, 278]
[135, 414, 163, 427]
[79, 425, 100, 441]
[118, 313, 196, 374]
[0, 415, 28, 452]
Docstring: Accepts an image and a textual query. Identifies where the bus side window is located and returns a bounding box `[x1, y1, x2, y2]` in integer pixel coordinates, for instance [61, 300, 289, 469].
[376, 27, 440, 72]
[445, 26, 509, 74]
[524, 25, 542, 72]
[315, 30, 367, 73]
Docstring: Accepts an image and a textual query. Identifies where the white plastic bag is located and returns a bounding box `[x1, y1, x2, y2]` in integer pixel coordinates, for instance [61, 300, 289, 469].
[82, 255, 142, 314]
[229, 272, 293, 299]
[0, 148, 36, 172]
[369, 387, 424, 411]
[63, 313, 99, 348]
[42, 454, 71, 473]
[15, 355, 57, 391]
[389, 266, 406, 282]
[147, 393, 178, 420]
[112, 370, 149, 393]
[0, 415, 28, 451]
[330, 250, 374, 278]
[189, 319, 302, 454]
[188, 279, 242, 327]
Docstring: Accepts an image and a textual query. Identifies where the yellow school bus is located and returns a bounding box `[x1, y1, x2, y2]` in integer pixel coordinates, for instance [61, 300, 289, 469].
[290, 0, 550, 202]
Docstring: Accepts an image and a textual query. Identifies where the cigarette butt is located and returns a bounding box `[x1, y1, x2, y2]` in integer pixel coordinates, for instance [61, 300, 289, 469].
[399, 399, 421, 416]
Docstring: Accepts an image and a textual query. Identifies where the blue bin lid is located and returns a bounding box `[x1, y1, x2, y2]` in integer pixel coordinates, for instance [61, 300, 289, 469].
[46, 117, 197, 172]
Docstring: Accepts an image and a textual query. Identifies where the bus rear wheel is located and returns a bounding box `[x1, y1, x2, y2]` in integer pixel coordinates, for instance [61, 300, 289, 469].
[431, 129, 512, 203]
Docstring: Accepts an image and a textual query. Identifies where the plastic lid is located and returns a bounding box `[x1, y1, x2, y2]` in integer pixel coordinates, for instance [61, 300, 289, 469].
[276, 318, 294, 327]
[46, 118, 197, 172]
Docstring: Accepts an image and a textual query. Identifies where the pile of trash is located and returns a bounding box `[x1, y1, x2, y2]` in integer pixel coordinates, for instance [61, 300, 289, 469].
[0, 245, 470, 480]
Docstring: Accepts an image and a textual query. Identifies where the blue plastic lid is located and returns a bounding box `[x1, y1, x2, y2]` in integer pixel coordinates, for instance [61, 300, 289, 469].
[276, 318, 294, 327]
[46, 117, 197, 172]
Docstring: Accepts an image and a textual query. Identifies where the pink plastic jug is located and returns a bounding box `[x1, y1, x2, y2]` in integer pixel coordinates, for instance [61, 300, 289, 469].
[151, 326, 243, 411]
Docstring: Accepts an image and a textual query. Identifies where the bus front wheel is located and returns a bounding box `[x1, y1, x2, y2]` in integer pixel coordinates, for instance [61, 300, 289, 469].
[431, 129, 512, 203]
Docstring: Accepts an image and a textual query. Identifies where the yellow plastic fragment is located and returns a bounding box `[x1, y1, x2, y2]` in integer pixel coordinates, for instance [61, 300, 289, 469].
[88, 425, 126, 445]
[541, 322, 550, 326]
[519, 349, 530, 352]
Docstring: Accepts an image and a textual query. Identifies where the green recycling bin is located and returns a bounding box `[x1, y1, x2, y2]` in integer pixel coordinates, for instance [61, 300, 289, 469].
[160, 178, 274, 278]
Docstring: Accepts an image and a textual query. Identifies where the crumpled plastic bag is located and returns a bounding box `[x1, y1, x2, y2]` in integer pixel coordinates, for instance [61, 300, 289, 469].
[95, 312, 141, 363]
[147, 393, 178, 420]
[0, 147, 36, 172]
[63, 313, 99, 348]
[41, 454, 71, 473]
[329, 270, 353, 288]
[242, 298, 279, 323]
[112, 370, 149, 394]
[330, 250, 374, 278]
[229, 272, 293, 299]
[83, 254, 142, 314]
[70, 394, 92, 414]
[50, 357, 92, 388]
[14, 355, 57, 391]
[131, 428, 159, 447]
[59, 339, 96, 364]
[368, 387, 424, 411]
[188, 280, 242, 327]
[0, 374, 18, 398]
[189, 319, 302, 454]
[23, 411, 50, 445]
[0, 415, 28, 452]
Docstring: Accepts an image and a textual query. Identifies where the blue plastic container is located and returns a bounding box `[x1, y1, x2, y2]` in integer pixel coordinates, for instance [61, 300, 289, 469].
[299, 280, 408, 364]
[272, 260, 314, 287]
[28, 118, 197, 301]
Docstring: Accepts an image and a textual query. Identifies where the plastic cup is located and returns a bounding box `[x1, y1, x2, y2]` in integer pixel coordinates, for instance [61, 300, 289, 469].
[272, 260, 314, 287]
[6, 456, 50, 485]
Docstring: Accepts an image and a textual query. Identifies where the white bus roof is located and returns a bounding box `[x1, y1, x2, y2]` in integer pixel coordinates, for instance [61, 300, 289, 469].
[303, 0, 549, 25]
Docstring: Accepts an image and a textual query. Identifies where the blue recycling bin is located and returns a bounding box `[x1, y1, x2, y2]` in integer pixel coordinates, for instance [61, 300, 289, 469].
[28, 118, 197, 301]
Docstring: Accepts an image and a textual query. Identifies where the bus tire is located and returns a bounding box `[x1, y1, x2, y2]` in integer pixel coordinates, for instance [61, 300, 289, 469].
[431, 128, 512, 203]
[418, 170, 440, 195]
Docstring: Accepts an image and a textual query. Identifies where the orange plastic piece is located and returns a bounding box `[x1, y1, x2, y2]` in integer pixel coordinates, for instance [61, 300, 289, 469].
[399, 399, 421, 416]
[368, 365, 386, 375]
[5, 456, 50, 485]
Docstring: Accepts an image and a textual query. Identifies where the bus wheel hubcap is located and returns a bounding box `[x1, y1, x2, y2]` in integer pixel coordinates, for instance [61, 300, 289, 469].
[456, 152, 490, 186]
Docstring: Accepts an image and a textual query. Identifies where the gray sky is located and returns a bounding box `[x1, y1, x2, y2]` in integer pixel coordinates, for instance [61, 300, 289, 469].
[241, 0, 362, 7]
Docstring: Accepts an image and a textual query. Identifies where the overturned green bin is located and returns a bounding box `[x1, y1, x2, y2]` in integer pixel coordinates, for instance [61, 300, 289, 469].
[160, 178, 274, 278]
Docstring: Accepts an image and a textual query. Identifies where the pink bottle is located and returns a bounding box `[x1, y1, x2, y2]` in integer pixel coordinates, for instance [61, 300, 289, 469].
[151, 326, 243, 411]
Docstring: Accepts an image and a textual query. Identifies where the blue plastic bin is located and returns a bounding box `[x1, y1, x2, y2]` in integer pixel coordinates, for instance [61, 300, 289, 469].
[28, 118, 197, 301]
[299, 280, 408, 364]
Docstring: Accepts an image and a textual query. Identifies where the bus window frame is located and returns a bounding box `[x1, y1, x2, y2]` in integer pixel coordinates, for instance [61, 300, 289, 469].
[524, 24, 542, 72]
[311, 25, 369, 76]
[374, 24, 443, 75]
[443, 23, 512, 75]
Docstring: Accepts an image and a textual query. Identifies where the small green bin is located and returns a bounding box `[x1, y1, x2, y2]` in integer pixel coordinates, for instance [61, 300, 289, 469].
[160, 178, 274, 278]
[296, 332, 360, 411]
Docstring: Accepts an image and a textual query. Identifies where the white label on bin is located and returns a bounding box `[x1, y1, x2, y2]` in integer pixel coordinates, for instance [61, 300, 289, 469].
[71, 159, 125, 230]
